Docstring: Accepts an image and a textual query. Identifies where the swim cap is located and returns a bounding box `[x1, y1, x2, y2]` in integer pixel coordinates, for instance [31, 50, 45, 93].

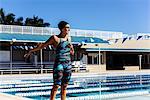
[58, 21, 69, 30]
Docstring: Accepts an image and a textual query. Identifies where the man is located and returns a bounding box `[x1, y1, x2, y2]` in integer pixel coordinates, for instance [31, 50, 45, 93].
[24, 21, 74, 100]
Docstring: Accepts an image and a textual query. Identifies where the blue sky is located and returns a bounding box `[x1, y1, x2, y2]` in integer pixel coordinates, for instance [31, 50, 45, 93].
[0, 0, 150, 34]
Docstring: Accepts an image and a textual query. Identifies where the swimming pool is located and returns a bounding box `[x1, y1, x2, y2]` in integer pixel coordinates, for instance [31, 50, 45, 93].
[0, 73, 150, 100]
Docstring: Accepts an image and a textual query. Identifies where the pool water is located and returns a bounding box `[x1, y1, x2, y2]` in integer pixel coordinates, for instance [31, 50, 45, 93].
[0, 74, 150, 100]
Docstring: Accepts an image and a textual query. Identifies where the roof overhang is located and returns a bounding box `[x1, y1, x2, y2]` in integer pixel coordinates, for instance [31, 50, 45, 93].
[86, 48, 150, 52]
[0, 33, 109, 44]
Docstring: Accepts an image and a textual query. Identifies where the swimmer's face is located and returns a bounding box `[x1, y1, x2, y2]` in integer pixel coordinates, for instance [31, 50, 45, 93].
[61, 24, 70, 35]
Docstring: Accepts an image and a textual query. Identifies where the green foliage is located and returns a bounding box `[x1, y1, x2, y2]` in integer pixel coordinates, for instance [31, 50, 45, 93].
[0, 8, 50, 27]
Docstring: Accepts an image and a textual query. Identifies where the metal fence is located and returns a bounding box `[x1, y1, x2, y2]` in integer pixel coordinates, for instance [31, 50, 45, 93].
[0, 24, 123, 40]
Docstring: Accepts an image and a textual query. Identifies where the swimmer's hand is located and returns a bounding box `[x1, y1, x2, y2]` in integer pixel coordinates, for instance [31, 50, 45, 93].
[68, 44, 74, 56]
[70, 49, 74, 55]
[24, 51, 32, 58]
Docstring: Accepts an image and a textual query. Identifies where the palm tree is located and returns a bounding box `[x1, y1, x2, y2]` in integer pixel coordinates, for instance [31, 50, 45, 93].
[5, 13, 15, 25]
[37, 17, 50, 27]
[32, 15, 42, 27]
[24, 17, 33, 26]
[43, 22, 50, 27]
[0, 8, 50, 27]
[0, 8, 6, 24]
[15, 17, 24, 25]
[0, 8, 16, 25]
[24, 15, 50, 27]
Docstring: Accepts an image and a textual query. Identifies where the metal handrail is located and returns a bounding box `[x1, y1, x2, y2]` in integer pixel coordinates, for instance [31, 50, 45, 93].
[0, 24, 123, 40]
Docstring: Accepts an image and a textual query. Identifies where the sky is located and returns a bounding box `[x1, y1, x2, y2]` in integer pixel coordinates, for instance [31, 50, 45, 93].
[0, 0, 150, 34]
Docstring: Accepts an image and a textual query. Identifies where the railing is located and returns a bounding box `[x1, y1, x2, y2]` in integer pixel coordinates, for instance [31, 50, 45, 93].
[0, 24, 123, 40]
[0, 62, 88, 74]
[123, 33, 150, 40]
[0, 62, 53, 74]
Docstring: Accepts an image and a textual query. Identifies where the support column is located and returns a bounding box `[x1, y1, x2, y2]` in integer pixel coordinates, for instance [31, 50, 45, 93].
[99, 44, 101, 72]
[40, 49, 43, 74]
[10, 42, 13, 74]
[138, 55, 142, 87]
[148, 54, 150, 64]
[139, 55, 142, 70]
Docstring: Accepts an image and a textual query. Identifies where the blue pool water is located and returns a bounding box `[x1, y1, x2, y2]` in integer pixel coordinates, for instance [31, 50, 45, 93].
[0, 73, 150, 100]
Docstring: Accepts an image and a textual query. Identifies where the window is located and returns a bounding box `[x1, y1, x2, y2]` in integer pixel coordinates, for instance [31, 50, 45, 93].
[87, 53, 100, 64]
[101, 54, 104, 64]
[94, 55, 98, 64]
[88, 56, 92, 64]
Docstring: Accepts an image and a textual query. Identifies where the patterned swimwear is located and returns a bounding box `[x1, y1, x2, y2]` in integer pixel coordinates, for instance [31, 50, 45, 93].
[53, 38, 72, 85]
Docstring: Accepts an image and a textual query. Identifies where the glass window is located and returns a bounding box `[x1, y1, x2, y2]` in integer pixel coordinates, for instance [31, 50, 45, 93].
[94, 55, 98, 64]
[101, 54, 104, 64]
[88, 56, 92, 64]
[94, 56, 97, 64]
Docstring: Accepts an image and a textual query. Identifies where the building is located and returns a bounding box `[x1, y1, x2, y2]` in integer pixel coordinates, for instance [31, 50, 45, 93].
[0, 24, 150, 74]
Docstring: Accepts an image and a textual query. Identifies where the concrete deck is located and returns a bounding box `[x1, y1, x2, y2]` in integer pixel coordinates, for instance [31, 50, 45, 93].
[113, 95, 150, 100]
[0, 93, 31, 100]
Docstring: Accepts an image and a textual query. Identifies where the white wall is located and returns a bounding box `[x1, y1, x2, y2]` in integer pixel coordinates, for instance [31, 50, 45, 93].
[0, 51, 10, 62]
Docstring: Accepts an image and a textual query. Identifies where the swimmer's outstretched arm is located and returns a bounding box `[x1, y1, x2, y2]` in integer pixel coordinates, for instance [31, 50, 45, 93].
[24, 36, 55, 58]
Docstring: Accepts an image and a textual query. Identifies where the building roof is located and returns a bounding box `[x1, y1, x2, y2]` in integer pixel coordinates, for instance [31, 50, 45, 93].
[71, 36, 108, 44]
[1, 33, 150, 52]
[86, 48, 150, 52]
[0, 33, 47, 42]
[0, 33, 108, 44]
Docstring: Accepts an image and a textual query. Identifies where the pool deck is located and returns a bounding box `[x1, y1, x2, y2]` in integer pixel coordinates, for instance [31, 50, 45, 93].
[0, 93, 150, 100]
[113, 95, 150, 100]
[1, 69, 150, 78]
[0, 70, 150, 100]
[0, 93, 32, 100]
